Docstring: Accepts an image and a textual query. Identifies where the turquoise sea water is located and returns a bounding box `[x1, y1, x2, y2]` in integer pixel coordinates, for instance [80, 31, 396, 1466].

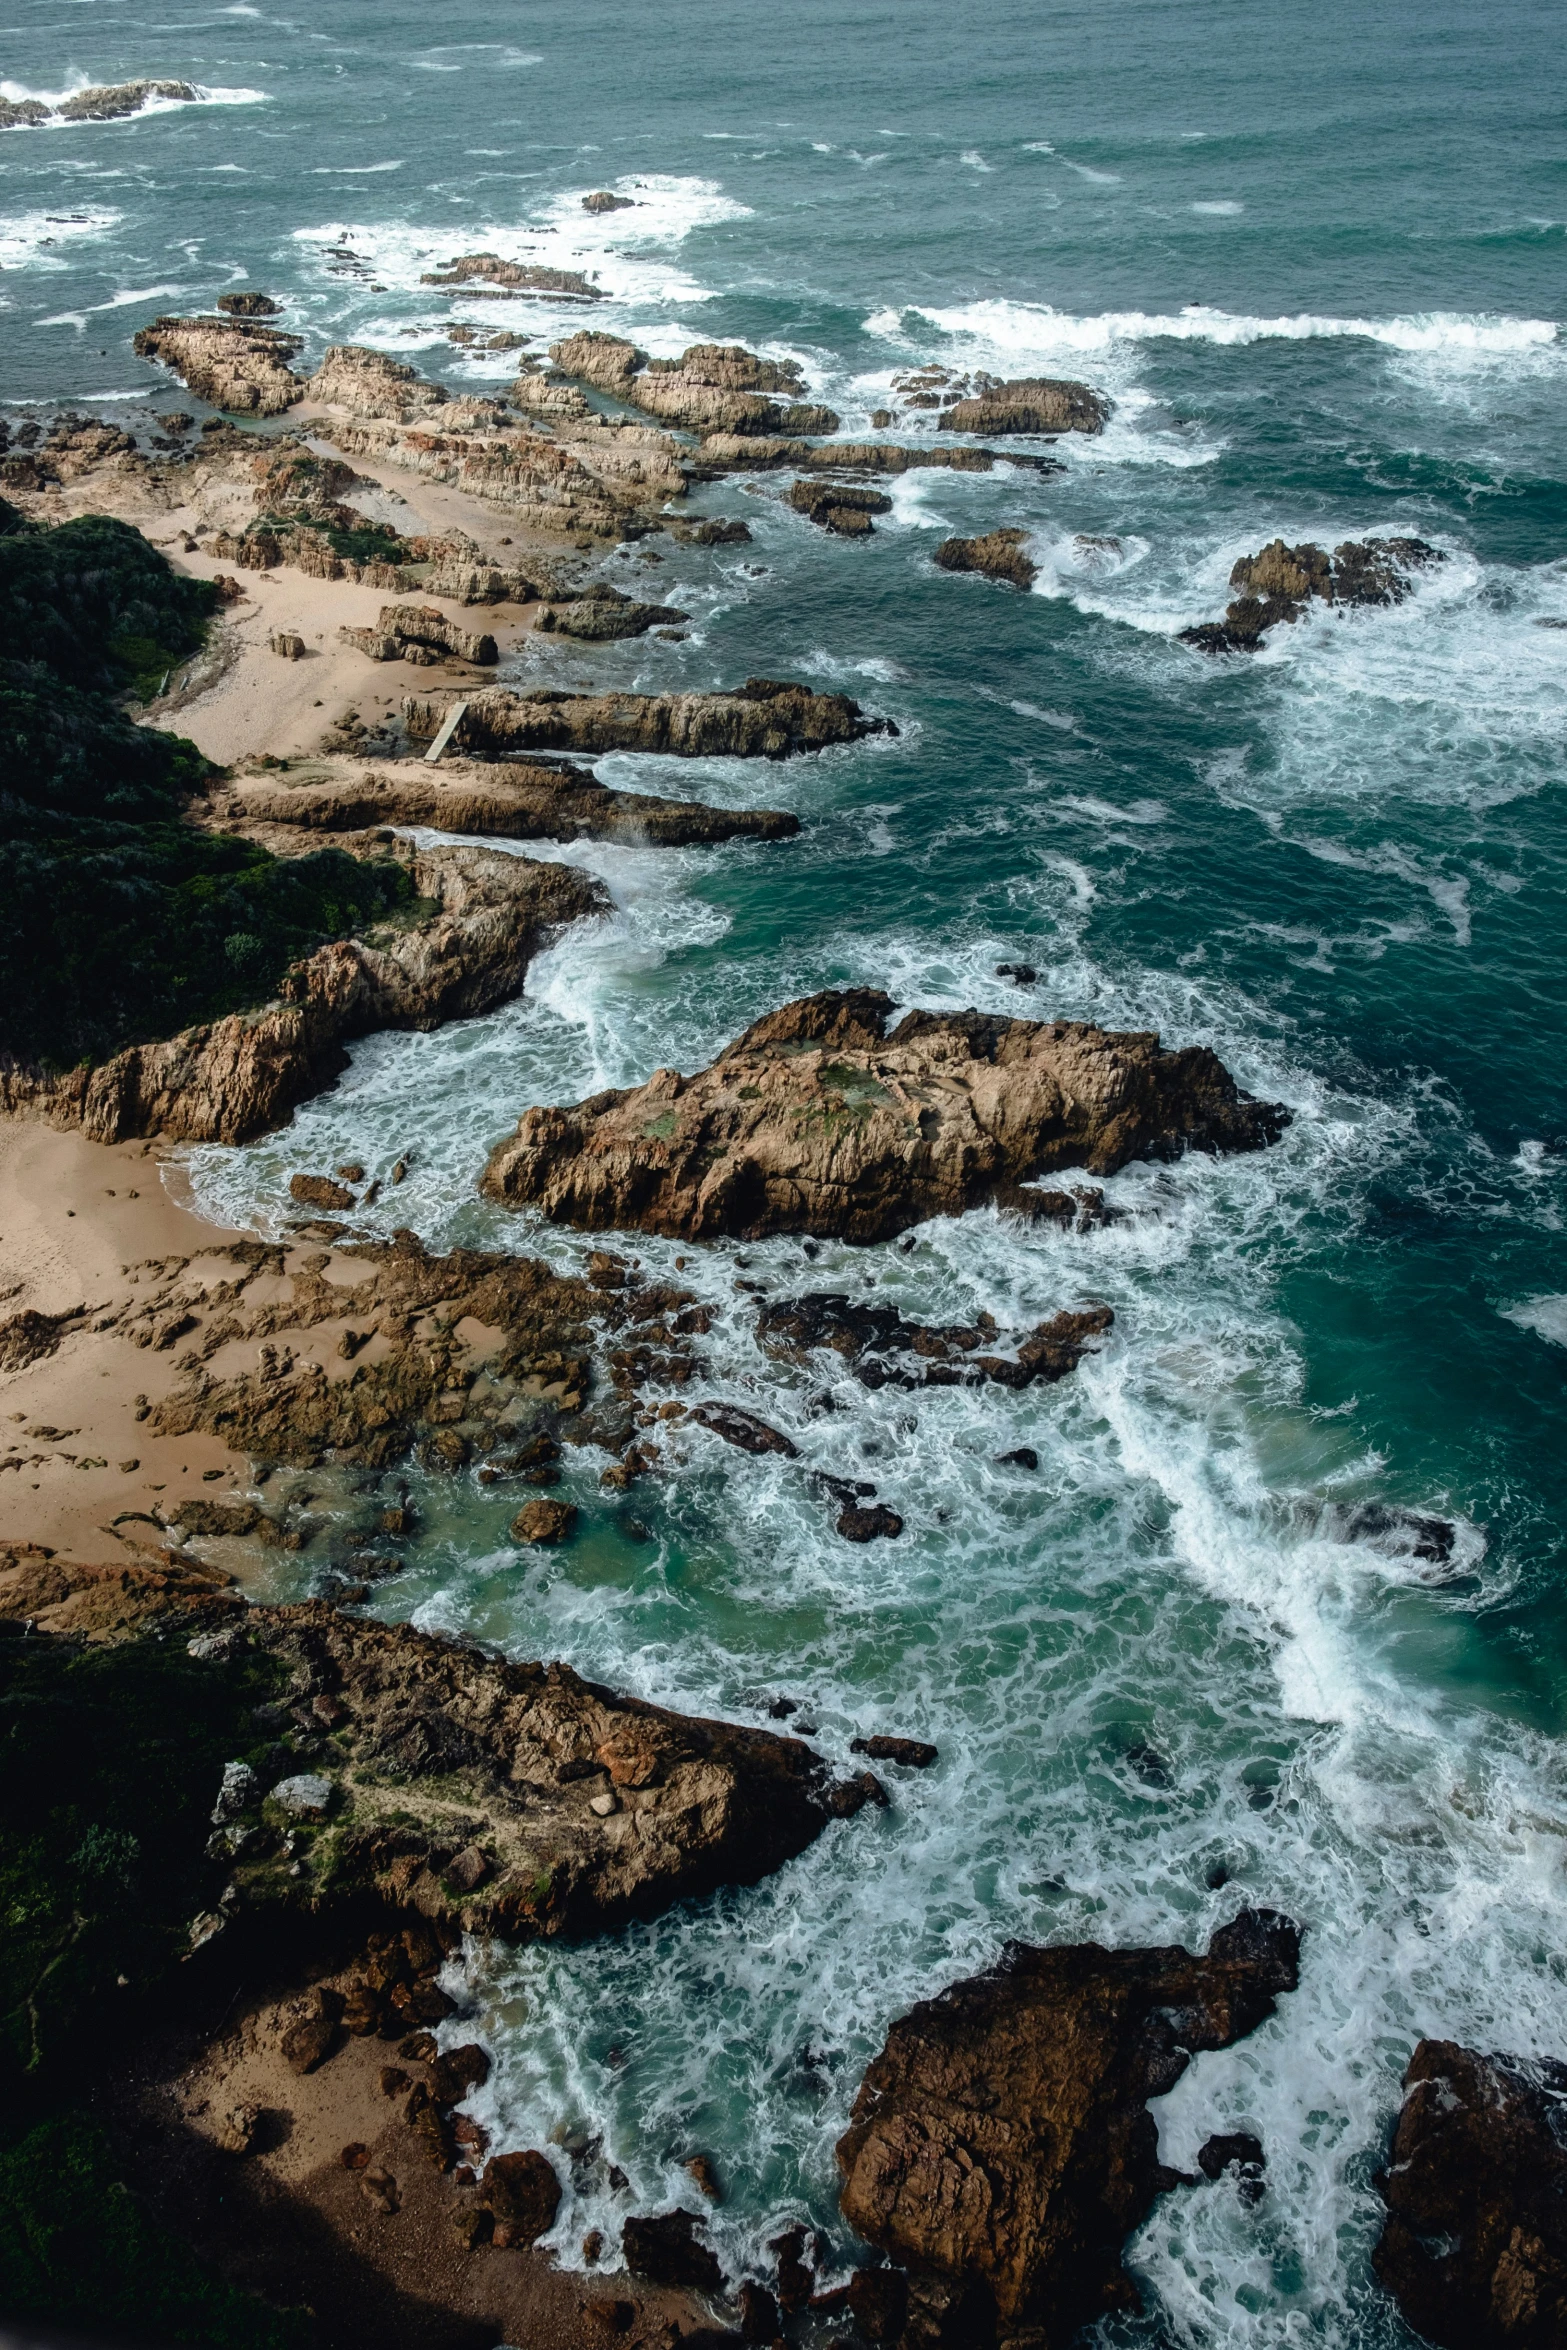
[5, 2, 1567, 2338]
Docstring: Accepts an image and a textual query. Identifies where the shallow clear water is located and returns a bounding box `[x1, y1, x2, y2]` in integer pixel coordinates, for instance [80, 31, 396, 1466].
[6, 2, 1567, 2337]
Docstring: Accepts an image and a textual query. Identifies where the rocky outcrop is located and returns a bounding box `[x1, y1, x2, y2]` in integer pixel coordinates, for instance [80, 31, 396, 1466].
[1180, 535, 1443, 652]
[755, 1294, 1113, 1390]
[836, 1910, 1301, 2348]
[134, 315, 306, 415]
[938, 377, 1108, 436]
[0, 841, 602, 1145]
[933, 530, 1038, 590]
[193, 1600, 873, 1942]
[218, 291, 282, 318]
[404, 677, 892, 762]
[698, 437, 1053, 477]
[1373, 2040, 1567, 2348]
[422, 255, 603, 300]
[536, 583, 691, 639]
[341, 601, 498, 666]
[0, 412, 151, 494]
[308, 344, 450, 423]
[789, 481, 893, 536]
[583, 190, 636, 214]
[3, 80, 197, 129]
[480, 987, 1288, 1243]
[550, 332, 840, 438]
[323, 402, 686, 540]
[214, 756, 800, 849]
[0, 1540, 241, 1644]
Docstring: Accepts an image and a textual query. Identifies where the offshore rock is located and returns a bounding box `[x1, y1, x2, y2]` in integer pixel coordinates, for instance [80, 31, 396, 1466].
[0, 841, 602, 1145]
[423, 255, 603, 299]
[404, 678, 891, 762]
[215, 756, 801, 849]
[1373, 2039, 1567, 2348]
[134, 314, 306, 415]
[1180, 535, 1443, 653]
[755, 1294, 1113, 1390]
[551, 331, 840, 438]
[583, 190, 636, 214]
[789, 480, 894, 536]
[537, 583, 691, 640]
[933, 529, 1038, 590]
[699, 436, 1053, 478]
[218, 290, 282, 318]
[836, 1910, 1301, 2348]
[2, 80, 197, 129]
[938, 376, 1109, 435]
[480, 987, 1288, 1244]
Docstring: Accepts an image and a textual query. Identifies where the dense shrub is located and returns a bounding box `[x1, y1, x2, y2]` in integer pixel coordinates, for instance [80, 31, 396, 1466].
[0, 504, 413, 1067]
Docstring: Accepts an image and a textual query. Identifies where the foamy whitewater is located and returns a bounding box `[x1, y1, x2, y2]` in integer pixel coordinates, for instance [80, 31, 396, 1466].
[6, 2, 1566, 2339]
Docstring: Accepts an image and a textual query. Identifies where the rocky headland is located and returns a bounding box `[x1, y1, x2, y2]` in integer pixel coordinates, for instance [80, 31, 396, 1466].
[0, 839, 601, 1146]
[835, 1910, 1301, 2349]
[1180, 534, 1443, 652]
[480, 986, 1289, 1242]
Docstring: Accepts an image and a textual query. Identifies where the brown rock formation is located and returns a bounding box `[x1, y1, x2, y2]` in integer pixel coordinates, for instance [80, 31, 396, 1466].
[933, 529, 1038, 590]
[308, 343, 450, 423]
[0, 841, 602, 1145]
[324, 401, 686, 540]
[422, 255, 603, 300]
[789, 481, 894, 536]
[202, 1599, 877, 1941]
[134, 314, 306, 415]
[536, 583, 691, 639]
[583, 190, 636, 214]
[0, 79, 199, 129]
[480, 987, 1288, 1243]
[1373, 2040, 1567, 2348]
[341, 601, 498, 665]
[0, 412, 151, 495]
[836, 1910, 1301, 2348]
[217, 290, 281, 318]
[1180, 535, 1443, 653]
[0, 1540, 240, 1643]
[938, 377, 1108, 436]
[698, 437, 1054, 478]
[404, 677, 892, 762]
[214, 756, 801, 849]
[550, 331, 840, 438]
[755, 1294, 1113, 1390]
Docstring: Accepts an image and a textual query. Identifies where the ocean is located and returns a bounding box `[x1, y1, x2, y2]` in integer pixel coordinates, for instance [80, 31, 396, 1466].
[4, 0, 1566, 2337]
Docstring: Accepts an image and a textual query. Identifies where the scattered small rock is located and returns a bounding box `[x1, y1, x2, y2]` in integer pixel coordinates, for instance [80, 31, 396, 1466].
[851, 1735, 938, 1768]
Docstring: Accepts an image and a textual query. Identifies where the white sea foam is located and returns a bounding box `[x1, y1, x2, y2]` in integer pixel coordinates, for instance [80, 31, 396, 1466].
[1502, 1292, 1567, 1348]
[0, 205, 121, 270]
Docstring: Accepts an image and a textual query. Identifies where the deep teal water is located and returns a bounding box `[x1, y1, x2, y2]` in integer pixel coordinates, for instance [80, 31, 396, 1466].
[5, 4, 1567, 2339]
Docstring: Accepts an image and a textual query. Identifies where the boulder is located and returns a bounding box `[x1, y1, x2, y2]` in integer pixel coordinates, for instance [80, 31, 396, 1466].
[344, 602, 498, 666]
[290, 1173, 355, 1212]
[850, 1736, 937, 1768]
[688, 1402, 799, 1457]
[837, 1910, 1301, 2346]
[938, 376, 1108, 435]
[271, 1772, 334, 1818]
[536, 585, 691, 640]
[403, 678, 892, 762]
[269, 631, 308, 661]
[1373, 2039, 1567, 2348]
[481, 2148, 562, 2238]
[55, 80, 197, 122]
[933, 529, 1038, 590]
[623, 2208, 724, 2293]
[218, 291, 282, 318]
[583, 191, 636, 214]
[510, 1497, 578, 1545]
[480, 987, 1288, 1243]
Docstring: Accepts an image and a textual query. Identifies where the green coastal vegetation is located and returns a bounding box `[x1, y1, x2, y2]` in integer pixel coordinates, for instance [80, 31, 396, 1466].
[0, 1631, 309, 2345]
[0, 497, 413, 1071]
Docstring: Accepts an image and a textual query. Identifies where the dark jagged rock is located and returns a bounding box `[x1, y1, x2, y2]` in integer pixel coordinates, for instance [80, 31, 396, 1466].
[405, 678, 892, 762]
[480, 2149, 562, 2240]
[851, 1736, 938, 1768]
[481, 988, 1288, 1244]
[623, 2208, 724, 2293]
[1198, 2133, 1267, 2205]
[933, 530, 1038, 590]
[938, 377, 1108, 436]
[1373, 2039, 1567, 2348]
[583, 190, 636, 214]
[422, 255, 604, 299]
[836, 1910, 1301, 2348]
[789, 480, 894, 536]
[688, 1402, 801, 1457]
[218, 291, 282, 318]
[755, 1292, 1112, 1390]
[1180, 535, 1443, 652]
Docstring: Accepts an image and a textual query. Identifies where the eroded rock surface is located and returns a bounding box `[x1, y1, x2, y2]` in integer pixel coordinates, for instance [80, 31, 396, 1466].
[551, 332, 839, 438]
[789, 480, 893, 536]
[1180, 535, 1442, 653]
[215, 755, 800, 849]
[1373, 2039, 1567, 2349]
[481, 987, 1288, 1243]
[938, 376, 1109, 436]
[836, 1910, 1301, 2348]
[933, 530, 1038, 590]
[0, 841, 601, 1145]
[405, 678, 891, 762]
[134, 315, 307, 415]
